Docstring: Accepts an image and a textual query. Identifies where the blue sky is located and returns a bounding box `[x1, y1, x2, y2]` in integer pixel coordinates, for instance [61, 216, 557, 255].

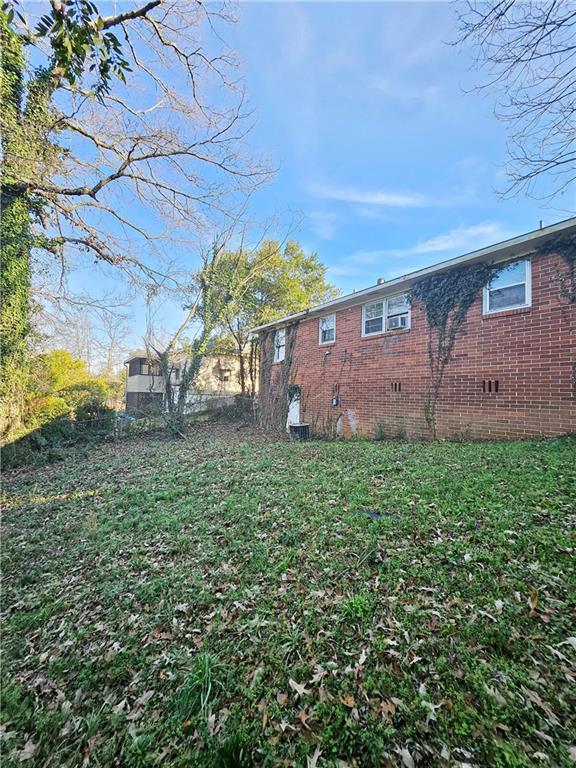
[68, 1, 575, 346]
[229, 2, 573, 286]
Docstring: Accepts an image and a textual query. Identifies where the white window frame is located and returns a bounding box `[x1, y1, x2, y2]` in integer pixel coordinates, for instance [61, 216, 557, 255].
[318, 313, 336, 345]
[273, 328, 286, 363]
[362, 300, 384, 337]
[386, 294, 411, 331]
[483, 257, 532, 315]
[362, 294, 411, 337]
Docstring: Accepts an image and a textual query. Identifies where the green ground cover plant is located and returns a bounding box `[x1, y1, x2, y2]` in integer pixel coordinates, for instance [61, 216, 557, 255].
[1, 425, 575, 766]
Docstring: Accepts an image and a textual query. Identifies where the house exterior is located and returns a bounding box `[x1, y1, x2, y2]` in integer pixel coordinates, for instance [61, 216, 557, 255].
[124, 352, 241, 417]
[253, 218, 576, 440]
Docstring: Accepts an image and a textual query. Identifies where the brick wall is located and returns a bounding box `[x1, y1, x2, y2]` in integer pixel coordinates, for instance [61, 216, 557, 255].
[261, 250, 576, 440]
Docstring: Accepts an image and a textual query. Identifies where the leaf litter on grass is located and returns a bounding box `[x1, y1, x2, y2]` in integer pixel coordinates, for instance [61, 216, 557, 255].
[1, 425, 575, 766]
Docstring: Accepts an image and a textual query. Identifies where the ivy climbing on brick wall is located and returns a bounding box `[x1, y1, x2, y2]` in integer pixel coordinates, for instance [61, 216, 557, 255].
[537, 233, 576, 305]
[257, 324, 299, 431]
[408, 261, 501, 437]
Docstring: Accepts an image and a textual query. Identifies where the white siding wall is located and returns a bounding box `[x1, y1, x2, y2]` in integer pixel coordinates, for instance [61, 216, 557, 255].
[126, 357, 242, 395]
[125, 374, 165, 394]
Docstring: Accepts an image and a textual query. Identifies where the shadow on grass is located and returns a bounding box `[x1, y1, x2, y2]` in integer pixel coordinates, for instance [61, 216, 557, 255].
[2, 409, 117, 470]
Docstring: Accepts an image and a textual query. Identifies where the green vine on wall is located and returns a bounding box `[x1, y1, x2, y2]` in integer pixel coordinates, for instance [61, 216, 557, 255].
[408, 261, 501, 437]
[258, 323, 299, 431]
[536, 233, 576, 400]
[536, 233, 576, 304]
[1, 11, 61, 437]
[1, 14, 31, 436]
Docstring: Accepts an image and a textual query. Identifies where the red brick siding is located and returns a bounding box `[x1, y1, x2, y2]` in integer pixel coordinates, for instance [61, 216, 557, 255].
[261, 251, 576, 440]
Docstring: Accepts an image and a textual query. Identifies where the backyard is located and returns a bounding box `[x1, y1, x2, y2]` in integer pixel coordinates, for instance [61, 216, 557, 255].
[2, 425, 575, 767]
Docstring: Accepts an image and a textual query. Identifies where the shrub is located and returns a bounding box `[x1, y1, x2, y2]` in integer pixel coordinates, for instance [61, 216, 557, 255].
[28, 350, 90, 395]
[60, 379, 111, 409]
[36, 414, 76, 444]
[24, 395, 70, 428]
[75, 402, 116, 433]
[2, 414, 75, 468]
[3, 401, 116, 469]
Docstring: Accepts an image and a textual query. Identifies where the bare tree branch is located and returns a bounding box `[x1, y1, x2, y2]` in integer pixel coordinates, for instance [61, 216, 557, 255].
[101, 0, 163, 30]
[7, 1, 272, 323]
[455, 0, 576, 202]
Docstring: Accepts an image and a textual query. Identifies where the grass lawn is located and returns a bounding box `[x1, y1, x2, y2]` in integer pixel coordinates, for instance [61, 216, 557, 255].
[2, 426, 575, 767]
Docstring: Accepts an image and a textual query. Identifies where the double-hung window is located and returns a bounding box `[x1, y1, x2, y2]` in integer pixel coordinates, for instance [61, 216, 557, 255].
[273, 328, 286, 362]
[362, 293, 410, 336]
[319, 314, 335, 344]
[385, 293, 411, 330]
[483, 258, 531, 314]
[363, 301, 384, 335]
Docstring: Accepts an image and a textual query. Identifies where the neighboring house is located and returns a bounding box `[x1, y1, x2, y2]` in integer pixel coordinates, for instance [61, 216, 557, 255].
[253, 218, 576, 440]
[124, 351, 241, 417]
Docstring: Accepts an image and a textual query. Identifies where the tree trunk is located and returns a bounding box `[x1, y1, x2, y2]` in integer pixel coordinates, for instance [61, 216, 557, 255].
[0, 16, 30, 436]
[248, 336, 258, 399]
[237, 340, 246, 395]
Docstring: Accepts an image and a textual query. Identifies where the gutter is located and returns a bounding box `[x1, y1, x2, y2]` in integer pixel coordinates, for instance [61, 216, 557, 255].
[250, 216, 576, 334]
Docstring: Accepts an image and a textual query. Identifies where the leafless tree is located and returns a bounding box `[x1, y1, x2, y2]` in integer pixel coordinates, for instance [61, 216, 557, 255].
[144, 232, 232, 435]
[94, 313, 133, 378]
[455, 1, 576, 202]
[12, 1, 271, 310]
[39, 298, 132, 375]
[143, 218, 293, 434]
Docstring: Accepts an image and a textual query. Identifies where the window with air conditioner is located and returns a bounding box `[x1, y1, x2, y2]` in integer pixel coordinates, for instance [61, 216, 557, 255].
[386, 294, 410, 330]
[362, 293, 411, 336]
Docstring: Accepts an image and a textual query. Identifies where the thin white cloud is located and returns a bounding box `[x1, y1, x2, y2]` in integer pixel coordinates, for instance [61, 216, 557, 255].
[277, 5, 314, 67]
[312, 184, 428, 207]
[338, 221, 516, 270]
[325, 221, 518, 292]
[311, 183, 471, 208]
[308, 210, 338, 240]
[326, 263, 359, 279]
[345, 249, 391, 265]
[387, 222, 516, 258]
[353, 205, 389, 220]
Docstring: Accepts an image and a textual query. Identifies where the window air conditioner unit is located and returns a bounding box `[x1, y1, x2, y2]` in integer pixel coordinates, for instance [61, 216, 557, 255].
[387, 315, 407, 330]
